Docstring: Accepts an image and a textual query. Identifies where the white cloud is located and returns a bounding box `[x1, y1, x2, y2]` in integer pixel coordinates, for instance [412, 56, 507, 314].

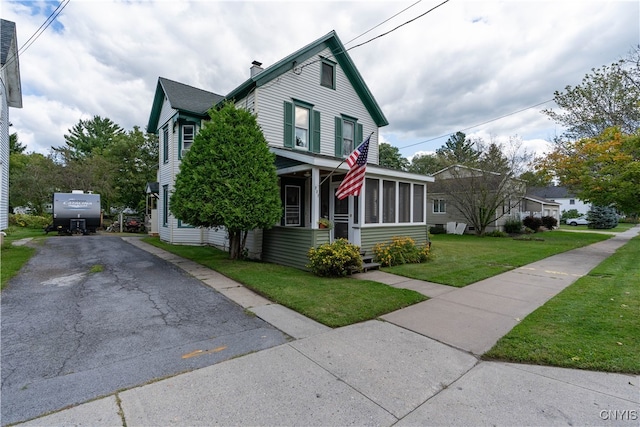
[3, 0, 638, 158]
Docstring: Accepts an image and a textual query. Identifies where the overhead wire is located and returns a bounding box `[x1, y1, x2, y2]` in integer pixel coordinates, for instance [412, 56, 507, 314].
[398, 99, 556, 150]
[1, 0, 71, 72]
[296, 0, 451, 74]
[343, 0, 425, 46]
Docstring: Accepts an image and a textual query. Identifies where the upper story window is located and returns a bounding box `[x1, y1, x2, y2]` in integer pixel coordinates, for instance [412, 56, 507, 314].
[320, 59, 335, 89]
[569, 199, 575, 205]
[284, 100, 320, 153]
[182, 125, 194, 152]
[162, 126, 169, 163]
[295, 106, 309, 149]
[342, 119, 354, 157]
[335, 115, 362, 159]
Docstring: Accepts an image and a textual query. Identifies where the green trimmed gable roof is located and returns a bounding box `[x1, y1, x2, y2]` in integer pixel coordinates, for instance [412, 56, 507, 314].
[147, 77, 224, 133]
[223, 30, 388, 127]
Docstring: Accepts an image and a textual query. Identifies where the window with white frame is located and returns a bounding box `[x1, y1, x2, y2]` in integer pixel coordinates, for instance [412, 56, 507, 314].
[433, 199, 446, 213]
[342, 119, 355, 157]
[295, 106, 309, 149]
[285, 185, 301, 226]
[182, 125, 194, 154]
[569, 199, 575, 205]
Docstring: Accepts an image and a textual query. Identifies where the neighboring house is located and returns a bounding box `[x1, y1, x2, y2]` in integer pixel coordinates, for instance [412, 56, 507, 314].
[528, 186, 592, 216]
[427, 164, 525, 234]
[1, 20, 23, 235]
[520, 195, 561, 224]
[147, 31, 434, 269]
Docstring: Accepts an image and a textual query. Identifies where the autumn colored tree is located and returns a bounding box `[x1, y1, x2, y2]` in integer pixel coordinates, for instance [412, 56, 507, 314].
[539, 127, 640, 214]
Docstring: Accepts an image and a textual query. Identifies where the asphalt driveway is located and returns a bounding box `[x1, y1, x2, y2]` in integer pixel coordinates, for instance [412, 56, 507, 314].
[1, 235, 288, 425]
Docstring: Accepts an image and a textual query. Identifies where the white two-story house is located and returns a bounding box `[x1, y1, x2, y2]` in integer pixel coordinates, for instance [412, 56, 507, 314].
[1, 20, 23, 236]
[147, 31, 434, 269]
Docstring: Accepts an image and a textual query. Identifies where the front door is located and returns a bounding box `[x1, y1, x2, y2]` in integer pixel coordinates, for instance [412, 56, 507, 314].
[332, 187, 350, 240]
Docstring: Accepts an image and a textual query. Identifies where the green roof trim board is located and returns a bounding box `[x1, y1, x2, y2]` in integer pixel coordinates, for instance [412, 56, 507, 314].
[222, 31, 388, 127]
[147, 31, 388, 134]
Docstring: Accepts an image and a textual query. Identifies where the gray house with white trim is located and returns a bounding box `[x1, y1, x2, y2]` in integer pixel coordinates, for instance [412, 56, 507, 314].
[147, 31, 433, 269]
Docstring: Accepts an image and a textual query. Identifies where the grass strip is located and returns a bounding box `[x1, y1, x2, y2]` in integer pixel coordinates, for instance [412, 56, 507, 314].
[385, 231, 611, 287]
[1, 227, 47, 290]
[484, 236, 640, 374]
[142, 238, 426, 327]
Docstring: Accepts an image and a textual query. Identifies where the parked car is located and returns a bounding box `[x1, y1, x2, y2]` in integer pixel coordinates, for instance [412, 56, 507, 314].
[566, 216, 589, 226]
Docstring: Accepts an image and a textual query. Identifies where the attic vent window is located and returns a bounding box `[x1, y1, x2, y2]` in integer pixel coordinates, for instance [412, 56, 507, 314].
[320, 59, 335, 89]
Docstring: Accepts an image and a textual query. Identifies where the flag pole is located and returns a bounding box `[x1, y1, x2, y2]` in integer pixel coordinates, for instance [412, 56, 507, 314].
[319, 132, 374, 187]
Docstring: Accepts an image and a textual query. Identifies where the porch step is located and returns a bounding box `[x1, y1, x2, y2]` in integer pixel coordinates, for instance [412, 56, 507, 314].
[360, 252, 380, 272]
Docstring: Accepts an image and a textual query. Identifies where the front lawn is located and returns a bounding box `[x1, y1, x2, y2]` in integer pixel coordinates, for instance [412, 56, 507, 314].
[385, 231, 611, 287]
[484, 236, 640, 374]
[142, 238, 426, 327]
[1, 227, 46, 290]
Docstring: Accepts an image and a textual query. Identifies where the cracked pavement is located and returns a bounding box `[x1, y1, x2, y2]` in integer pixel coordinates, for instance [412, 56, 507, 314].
[1, 236, 288, 426]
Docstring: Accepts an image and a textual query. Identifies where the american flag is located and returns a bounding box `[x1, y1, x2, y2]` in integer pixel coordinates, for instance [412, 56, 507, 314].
[335, 135, 371, 200]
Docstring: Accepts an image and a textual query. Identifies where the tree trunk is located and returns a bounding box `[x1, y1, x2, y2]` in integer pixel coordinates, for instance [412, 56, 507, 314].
[228, 230, 241, 260]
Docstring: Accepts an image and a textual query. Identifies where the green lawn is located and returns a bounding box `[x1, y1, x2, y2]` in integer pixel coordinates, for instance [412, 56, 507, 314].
[1, 227, 47, 290]
[142, 238, 426, 328]
[484, 236, 640, 374]
[384, 231, 611, 287]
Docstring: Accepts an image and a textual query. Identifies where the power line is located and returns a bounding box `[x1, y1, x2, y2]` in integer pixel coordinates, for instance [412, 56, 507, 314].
[397, 99, 556, 150]
[346, 0, 450, 52]
[343, 0, 425, 46]
[1, 0, 71, 72]
[297, 0, 451, 73]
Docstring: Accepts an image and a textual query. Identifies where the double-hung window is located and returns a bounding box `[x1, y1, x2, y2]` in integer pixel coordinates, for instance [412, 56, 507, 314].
[335, 115, 362, 158]
[284, 100, 320, 152]
[181, 125, 194, 156]
[295, 106, 309, 149]
[342, 119, 354, 157]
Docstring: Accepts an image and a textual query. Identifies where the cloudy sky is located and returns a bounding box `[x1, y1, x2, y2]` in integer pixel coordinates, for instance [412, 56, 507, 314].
[3, 0, 639, 160]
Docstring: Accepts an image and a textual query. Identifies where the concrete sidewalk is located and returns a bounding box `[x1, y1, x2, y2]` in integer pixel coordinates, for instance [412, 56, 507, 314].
[16, 227, 640, 426]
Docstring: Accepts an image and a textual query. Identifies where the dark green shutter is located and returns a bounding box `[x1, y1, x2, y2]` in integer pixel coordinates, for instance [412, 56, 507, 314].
[311, 110, 321, 153]
[334, 116, 342, 157]
[284, 101, 294, 148]
[356, 123, 363, 146]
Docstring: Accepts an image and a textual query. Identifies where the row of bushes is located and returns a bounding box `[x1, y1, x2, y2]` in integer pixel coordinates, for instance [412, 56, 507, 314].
[8, 214, 51, 229]
[307, 236, 431, 277]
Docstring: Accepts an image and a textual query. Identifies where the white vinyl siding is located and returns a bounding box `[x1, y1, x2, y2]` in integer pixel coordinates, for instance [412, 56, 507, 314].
[0, 85, 8, 230]
[252, 47, 379, 164]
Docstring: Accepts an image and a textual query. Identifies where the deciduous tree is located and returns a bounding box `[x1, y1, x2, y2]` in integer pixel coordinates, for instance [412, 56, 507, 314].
[539, 127, 640, 214]
[542, 47, 640, 140]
